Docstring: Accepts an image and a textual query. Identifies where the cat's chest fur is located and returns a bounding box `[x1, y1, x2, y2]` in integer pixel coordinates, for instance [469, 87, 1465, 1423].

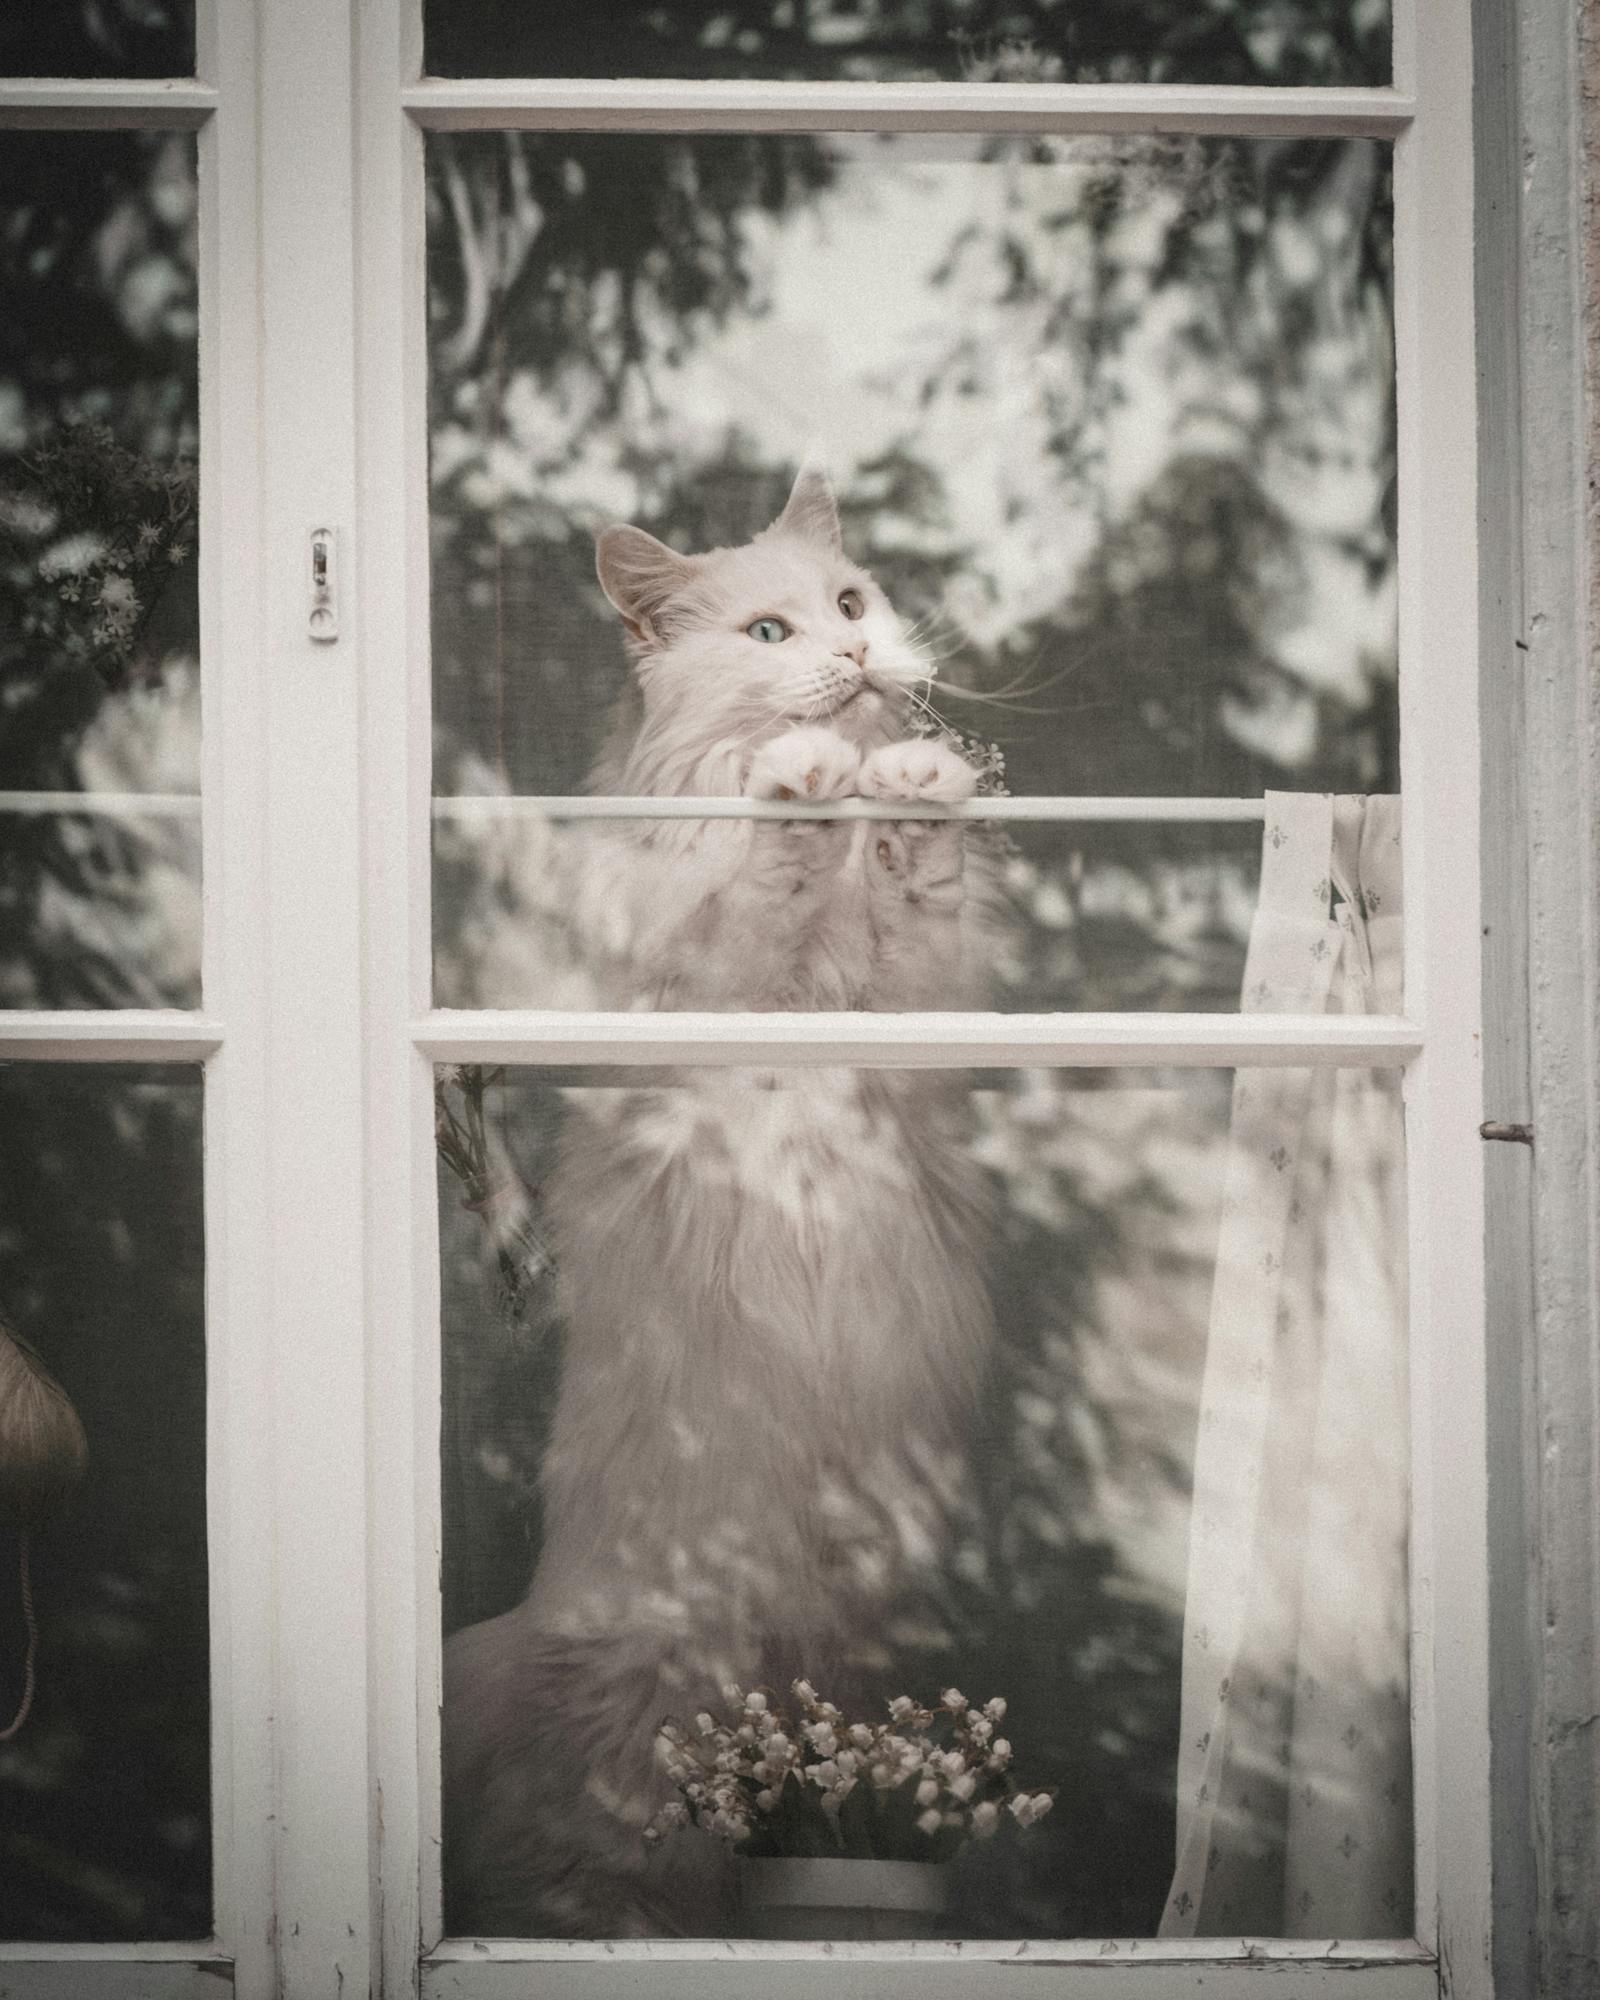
[528, 1071, 994, 1641]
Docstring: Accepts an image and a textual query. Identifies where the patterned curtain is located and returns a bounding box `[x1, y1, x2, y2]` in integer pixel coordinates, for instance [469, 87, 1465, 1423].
[1160, 792, 1412, 1939]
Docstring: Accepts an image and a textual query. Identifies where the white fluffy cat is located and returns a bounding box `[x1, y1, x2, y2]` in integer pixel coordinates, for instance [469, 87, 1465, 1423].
[443, 471, 998, 1937]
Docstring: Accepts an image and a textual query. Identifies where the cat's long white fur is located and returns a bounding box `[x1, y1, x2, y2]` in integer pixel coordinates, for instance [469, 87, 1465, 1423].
[443, 471, 1000, 1936]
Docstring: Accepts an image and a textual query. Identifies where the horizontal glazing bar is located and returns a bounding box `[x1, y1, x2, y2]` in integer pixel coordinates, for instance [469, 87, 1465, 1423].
[0, 1945, 231, 1964]
[0, 791, 203, 818]
[0, 1964, 231, 2000]
[424, 1936, 1436, 1966]
[416, 1010, 1422, 1068]
[0, 1012, 222, 1061]
[403, 79, 1415, 138]
[420, 1944, 1436, 2000]
[0, 79, 217, 128]
[432, 794, 1267, 823]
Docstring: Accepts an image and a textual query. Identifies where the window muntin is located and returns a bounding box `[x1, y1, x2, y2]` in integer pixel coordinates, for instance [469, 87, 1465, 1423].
[0, 129, 201, 1012]
[421, 1, 1391, 89]
[0, 1061, 210, 1942]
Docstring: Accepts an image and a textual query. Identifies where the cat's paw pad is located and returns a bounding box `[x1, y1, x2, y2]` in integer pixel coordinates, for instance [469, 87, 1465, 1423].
[858, 739, 979, 804]
[748, 727, 861, 804]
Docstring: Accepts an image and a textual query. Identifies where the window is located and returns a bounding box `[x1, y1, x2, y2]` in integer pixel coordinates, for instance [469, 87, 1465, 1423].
[0, 1, 1497, 1994]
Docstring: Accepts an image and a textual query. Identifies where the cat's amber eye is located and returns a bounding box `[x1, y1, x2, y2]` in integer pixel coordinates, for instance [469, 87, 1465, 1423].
[838, 589, 865, 620]
[746, 616, 790, 643]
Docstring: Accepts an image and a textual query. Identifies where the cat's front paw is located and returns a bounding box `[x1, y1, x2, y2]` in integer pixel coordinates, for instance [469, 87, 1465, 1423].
[858, 739, 979, 805]
[748, 727, 861, 804]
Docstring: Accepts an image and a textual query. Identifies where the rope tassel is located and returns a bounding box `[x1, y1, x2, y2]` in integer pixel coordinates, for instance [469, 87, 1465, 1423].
[0, 1323, 88, 1739]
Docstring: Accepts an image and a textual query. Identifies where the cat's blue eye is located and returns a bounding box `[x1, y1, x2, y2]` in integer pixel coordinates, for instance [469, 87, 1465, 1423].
[746, 617, 790, 644]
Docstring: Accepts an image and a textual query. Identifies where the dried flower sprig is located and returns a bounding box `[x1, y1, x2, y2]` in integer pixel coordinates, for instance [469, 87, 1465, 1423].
[646, 1681, 1053, 1862]
[434, 1064, 552, 1335]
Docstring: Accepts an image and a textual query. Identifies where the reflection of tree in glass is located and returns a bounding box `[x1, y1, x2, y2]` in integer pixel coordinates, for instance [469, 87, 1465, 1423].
[0, 127, 207, 1941]
[0, 131, 200, 1009]
[426, 0, 1388, 88]
[428, 113, 1395, 1935]
[427, 129, 1395, 1009]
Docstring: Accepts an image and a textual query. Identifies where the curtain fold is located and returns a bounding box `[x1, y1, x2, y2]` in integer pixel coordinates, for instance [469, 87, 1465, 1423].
[1161, 792, 1410, 1939]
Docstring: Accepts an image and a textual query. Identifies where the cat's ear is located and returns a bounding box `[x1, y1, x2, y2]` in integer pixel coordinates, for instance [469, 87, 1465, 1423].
[773, 465, 843, 552]
[595, 525, 696, 645]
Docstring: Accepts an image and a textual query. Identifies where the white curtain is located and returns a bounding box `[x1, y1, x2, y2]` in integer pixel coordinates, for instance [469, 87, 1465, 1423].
[1161, 791, 1411, 1939]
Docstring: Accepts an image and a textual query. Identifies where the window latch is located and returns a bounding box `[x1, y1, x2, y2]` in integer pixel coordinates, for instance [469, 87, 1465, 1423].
[309, 526, 339, 643]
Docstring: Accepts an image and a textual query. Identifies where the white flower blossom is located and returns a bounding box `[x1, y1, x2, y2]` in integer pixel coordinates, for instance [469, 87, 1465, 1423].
[648, 1681, 1036, 1862]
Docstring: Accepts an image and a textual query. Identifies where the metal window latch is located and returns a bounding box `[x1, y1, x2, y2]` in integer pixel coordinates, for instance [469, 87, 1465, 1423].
[1480, 1121, 1534, 1145]
[308, 526, 339, 643]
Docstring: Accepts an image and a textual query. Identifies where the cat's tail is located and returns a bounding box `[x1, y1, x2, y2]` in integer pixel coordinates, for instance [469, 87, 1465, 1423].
[442, 1607, 738, 1939]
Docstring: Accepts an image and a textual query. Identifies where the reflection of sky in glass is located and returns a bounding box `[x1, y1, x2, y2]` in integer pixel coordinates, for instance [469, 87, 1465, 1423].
[437, 1062, 1410, 1939]
[427, 132, 1395, 1012]
[471, 136, 1393, 710]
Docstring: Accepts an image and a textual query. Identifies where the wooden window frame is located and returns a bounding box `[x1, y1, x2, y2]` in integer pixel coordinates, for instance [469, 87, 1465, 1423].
[0, 0, 1519, 1991]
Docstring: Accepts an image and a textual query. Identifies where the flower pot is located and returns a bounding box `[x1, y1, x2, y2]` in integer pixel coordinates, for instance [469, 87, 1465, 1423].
[736, 1856, 952, 1940]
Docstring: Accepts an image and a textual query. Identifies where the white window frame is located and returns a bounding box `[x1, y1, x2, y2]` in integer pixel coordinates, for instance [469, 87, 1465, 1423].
[0, 0, 1492, 1993]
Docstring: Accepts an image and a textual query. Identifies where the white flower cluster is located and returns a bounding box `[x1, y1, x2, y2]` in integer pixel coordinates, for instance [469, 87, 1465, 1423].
[645, 1680, 1053, 1860]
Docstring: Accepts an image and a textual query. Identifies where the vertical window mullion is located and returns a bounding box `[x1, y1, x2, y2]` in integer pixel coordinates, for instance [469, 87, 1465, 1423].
[252, 0, 374, 1992]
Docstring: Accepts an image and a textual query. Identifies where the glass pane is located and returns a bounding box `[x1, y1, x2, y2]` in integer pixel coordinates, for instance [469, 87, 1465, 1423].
[0, 2, 195, 80]
[428, 133, 1396, 1012]
[437, 1062, 1411, 1940]
[0, 1063, 209, 1941]
[424, 1, 1388, 87]
[0, 131, 201, 1010]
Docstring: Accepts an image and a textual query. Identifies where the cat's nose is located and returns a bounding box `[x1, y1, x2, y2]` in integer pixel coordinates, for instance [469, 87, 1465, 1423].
[835, 640, 867, 669]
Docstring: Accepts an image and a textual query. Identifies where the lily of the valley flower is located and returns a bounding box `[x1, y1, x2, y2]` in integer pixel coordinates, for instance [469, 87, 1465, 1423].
[645, 1680, 1054, 1861]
